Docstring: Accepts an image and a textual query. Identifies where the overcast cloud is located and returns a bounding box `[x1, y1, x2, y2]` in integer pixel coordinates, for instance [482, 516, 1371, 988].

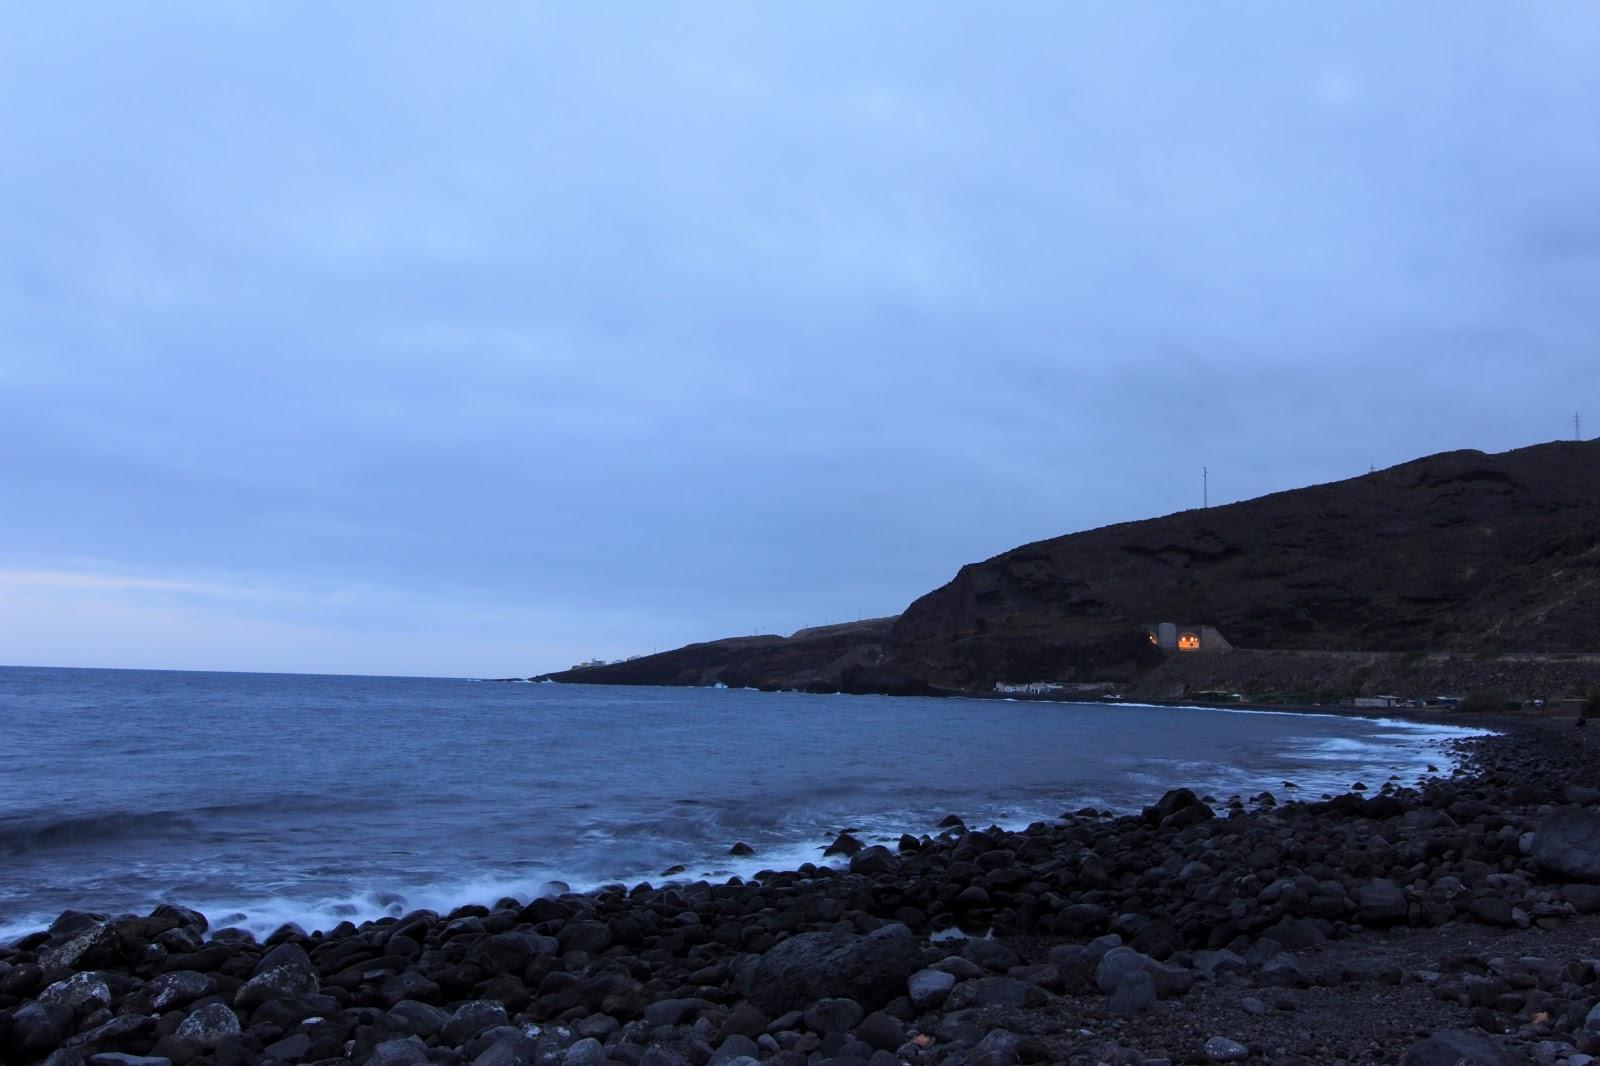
[3, 3, 1598, 676]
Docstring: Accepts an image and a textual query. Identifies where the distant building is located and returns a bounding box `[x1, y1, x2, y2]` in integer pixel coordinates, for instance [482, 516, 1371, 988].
[569, 658, 609, 670]
[994, 682, 1066, 695]
[1352, 695, 1404, 708]
[1143, 622, 1232, 652]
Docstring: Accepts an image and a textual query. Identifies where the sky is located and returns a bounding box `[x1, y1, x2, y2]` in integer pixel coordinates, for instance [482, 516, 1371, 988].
[3, 4, 1599, 677]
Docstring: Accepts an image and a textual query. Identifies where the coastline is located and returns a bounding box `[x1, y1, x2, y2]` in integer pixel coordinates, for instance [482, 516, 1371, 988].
[7, 717, 1599, 1063]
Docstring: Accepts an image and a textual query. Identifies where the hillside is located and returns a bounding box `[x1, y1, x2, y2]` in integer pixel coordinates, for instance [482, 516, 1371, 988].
[543, 439, 1600, 695]
[540, 617, 911, 692]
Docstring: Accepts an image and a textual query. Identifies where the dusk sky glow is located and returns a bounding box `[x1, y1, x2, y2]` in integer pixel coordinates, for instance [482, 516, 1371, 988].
[4, 4, 1599, 676]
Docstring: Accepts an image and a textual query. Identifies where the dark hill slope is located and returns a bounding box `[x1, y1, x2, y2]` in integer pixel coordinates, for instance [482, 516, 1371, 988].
[540, 439, 1600, 694]
[883, 439, 1600, 690]
[540, 617, 903, 691]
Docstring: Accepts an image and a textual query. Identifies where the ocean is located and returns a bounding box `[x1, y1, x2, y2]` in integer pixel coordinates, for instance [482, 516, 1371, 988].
[0, 665, 1485, 944]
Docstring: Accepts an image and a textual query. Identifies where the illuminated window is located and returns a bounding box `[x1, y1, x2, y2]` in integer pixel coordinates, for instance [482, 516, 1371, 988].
[1178, 633, 1200, 650]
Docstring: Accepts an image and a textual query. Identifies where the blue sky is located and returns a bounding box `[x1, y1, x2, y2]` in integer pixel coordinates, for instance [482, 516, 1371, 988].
[4, 4, 1598, 676]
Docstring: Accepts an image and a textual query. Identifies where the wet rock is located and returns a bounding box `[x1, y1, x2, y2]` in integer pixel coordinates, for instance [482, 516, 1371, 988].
[39, 971, 113, 1015]
[1108, 970, 1156, 1016]
[1534, 807, 1600, 882]
[1260, 917, 1326, 950]
[728, 842, 755, 856]
[263, 1032, 313, 1061]
[41, 923, 120, 975]
[378, 971, 442, 1007]
[11, 1001, 71, 1060]
[848, 846, 900, 876]
[147, 971, 215, 1011]
[1143, 788, 1214, 829]
[369, 1036, 431, 1066]
[643, 998, 713, 1026]
[1095, 947, 1191, 998]
[558, 919, 613, 956]
[1469, 897, 1517, 927]
[1203, 1036, 1249, 1062]
[717, 1003, 769, 1040]
[854, 1011, 905, 1052]
[1359, 878, 1410, 925]
[63, 1014, 154, 1052]
[1400, 1028, 1517, 1065]
[441, 1001, 510, 1046]
[748, 931, 924, 1014]
[233, 963, 319, 1009]
[972, 1028, 1021, 1066]
[563, 1037, 607, 1066]
[947, 976, 1030, 1010]
[175, 1002, 240, 1050]
[803, 997, 864, 1034]
[954, 885, 991, 909]
[388, 1000, 451, 1039]
[823, 833, 864, 857]
[908, 968, 957, 1010]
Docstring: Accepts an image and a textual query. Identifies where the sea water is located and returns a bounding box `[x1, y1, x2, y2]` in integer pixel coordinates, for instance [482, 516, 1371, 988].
[0, 665, 1485, 943]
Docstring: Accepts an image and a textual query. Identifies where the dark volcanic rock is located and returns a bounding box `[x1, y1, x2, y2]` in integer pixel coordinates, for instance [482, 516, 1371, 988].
[1532, 806, 1600, 881]
[1400, 1028, 1518, 1065]
[748, 931, 924, 1014]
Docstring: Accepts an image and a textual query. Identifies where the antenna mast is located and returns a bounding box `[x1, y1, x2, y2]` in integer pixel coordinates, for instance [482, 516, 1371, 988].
[1578, 412, 1583, 441]
[1202, 466, 1208, 509]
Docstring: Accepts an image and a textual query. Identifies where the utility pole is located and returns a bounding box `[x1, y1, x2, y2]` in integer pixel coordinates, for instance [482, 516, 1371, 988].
[1202, 466, 1208, 509]
[1578, 412, 1583, 441]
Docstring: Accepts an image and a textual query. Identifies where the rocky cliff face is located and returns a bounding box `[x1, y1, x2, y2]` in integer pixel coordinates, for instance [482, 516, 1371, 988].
[545, 439, 1600, 694]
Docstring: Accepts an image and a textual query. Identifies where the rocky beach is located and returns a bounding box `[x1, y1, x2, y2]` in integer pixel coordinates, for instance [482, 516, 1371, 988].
[8, 712, 1600, 1066]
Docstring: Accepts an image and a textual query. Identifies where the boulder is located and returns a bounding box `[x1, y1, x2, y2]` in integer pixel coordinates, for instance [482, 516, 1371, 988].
[388, 1000, 452, 1039]
[556, 920, 612, 956]
[823, 833, 863, 857]
[1142, 788, 1214, 828]
[1358, 879, 1409, 925]
[802, 997, 864, 1034]
[62, 1014, 154, 1051]
[147, 971, 215, 1011]
[441, 1001, 510, 1046]
[749, 931, 924, 1014]
[1203, 1036, 1250, 1063]
[1533, 807, 1600, 881]
[10, 1001, 71, 1060]
[1094, 947, 1192, 998]
[369, 1036, 432, 1066]
[1400, 1029, 1517, 1066]
[1108, 970, 1156, 1016]
[563, 1038, 607, 1066]
[855, 1011, 906, 1052]
[642, 998, 713, 1026]
[849, 846, 901, 876]
[908, 968, 957, 1010]
[40, 923, 120, 974]
[175, 1003, 240, 1050]
[39, 972, 113, 1015]
[234, 963, 319, 1009]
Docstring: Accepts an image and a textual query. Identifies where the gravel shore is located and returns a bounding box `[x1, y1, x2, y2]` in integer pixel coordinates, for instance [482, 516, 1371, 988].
[6, 715, 1600, 1066]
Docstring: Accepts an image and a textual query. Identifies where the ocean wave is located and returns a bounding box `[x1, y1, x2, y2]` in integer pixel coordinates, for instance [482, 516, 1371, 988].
[0, 793, 379, 856]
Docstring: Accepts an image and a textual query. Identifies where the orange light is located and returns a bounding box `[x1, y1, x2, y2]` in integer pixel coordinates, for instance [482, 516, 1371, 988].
[1178, 633, 1200, 650]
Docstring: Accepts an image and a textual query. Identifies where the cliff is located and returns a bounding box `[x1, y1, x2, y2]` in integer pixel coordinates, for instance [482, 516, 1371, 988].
[542, 439, 1600, 694]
